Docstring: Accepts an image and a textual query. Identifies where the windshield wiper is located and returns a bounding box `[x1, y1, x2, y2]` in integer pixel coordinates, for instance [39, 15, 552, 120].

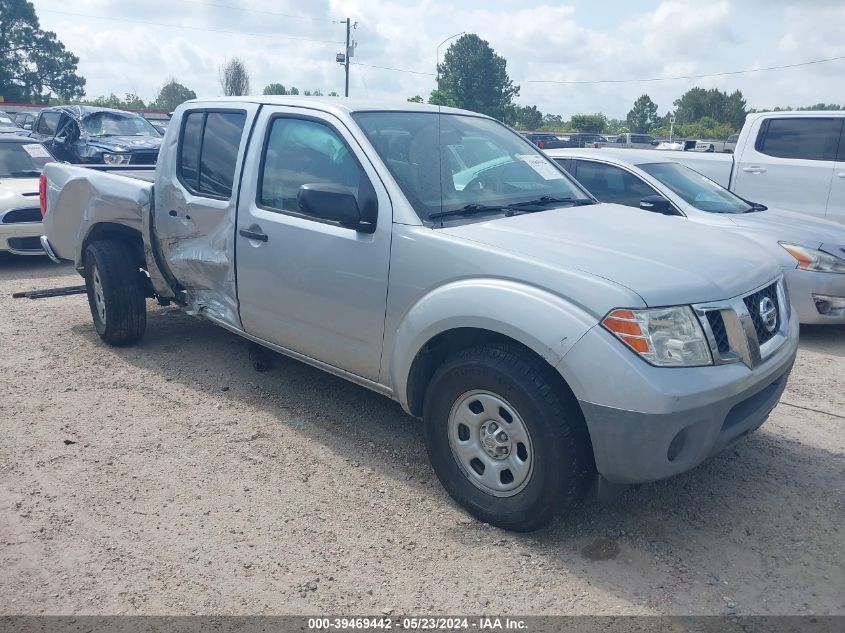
[506, 196, 595, 211]
[429, 203, 512, 221]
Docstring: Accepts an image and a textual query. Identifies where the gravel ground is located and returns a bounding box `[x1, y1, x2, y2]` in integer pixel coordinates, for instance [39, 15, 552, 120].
[1, 256, 843, 616]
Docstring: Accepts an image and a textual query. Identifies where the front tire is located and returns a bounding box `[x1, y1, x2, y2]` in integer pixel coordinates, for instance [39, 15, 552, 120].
[84, 240, 147, 346]
[423, 345, 591, 531]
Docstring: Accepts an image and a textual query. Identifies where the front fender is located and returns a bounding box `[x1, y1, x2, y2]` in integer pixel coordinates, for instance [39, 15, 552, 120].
[388, 278, 600, 411]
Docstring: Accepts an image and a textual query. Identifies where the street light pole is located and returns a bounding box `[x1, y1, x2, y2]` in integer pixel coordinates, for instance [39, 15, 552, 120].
[436, 31, 464, 92]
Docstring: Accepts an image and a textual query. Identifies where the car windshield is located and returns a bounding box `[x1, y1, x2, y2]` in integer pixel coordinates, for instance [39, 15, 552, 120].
[352, 112, 591, 224]
[0, 114, 19, 127]
[0, 142, 53, 177]
[81, 112, 161, 137]
[639, 162, 753, 214]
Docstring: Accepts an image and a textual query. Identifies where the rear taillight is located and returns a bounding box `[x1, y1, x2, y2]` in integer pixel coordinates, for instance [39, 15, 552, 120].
[39, 173, 47, 218]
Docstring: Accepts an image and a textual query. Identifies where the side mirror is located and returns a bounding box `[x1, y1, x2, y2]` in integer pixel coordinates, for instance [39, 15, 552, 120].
[54, 134, 69, 145]
[298, 183, 369, 231]
[23, 123, 32, 131]
[640, 195, 676, 215]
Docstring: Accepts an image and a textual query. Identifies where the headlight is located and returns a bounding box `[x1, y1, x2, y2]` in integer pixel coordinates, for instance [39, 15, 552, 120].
[780, 242, 845, 273]
[103, 153, 131, 165]
[602, 306, 712, 367]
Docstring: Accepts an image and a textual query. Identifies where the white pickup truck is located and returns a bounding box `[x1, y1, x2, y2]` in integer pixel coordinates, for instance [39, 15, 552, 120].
[39, 97, 798, 531]
[644, 111, 845, 223]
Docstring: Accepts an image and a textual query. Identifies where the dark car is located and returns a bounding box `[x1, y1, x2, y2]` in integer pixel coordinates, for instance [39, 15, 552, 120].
[31, 105, 162, 165]
[13, 112, 36, 131]
[521, 132, 570, 149]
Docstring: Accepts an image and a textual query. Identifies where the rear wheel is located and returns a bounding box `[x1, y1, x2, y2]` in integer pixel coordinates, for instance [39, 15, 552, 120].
[84, 240, 146, 346]
[423, 344, 591, 531]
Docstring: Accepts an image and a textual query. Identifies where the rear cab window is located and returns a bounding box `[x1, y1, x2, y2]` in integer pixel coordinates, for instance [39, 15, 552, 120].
[36, 112, 61, 137]
[755, 117, 843, 161]
[178, 110, 247, 199]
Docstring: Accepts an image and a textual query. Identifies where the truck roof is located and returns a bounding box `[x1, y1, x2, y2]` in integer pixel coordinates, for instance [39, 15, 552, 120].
[180, 96, 487, 118]
[745, 110, 845, 120]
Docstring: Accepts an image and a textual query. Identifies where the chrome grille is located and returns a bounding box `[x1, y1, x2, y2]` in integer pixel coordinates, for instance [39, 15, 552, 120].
[743, 282, 780, 346]
[694, 277, 789, 369]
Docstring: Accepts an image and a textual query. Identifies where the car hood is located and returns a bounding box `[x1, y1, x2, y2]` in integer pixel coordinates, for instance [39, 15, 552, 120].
[0, 177, 40, 209]
[86, 135, 162, 152]
[725, 207, 845, 250]
[439, 203, 780, 307]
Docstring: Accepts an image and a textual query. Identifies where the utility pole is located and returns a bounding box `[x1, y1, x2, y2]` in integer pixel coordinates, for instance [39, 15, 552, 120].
[336, 19, 356, 97]
[344, 18, 351, 97]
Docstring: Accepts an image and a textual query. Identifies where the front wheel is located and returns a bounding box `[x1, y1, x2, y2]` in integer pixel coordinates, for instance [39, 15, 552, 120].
[84, 240, 147, 346]
[423, 345, 592, 531]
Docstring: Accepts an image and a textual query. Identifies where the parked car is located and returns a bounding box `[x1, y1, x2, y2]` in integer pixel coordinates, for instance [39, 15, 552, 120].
[0, 137, 55, 255]
[13, 112, 37, 131]
[548, 148, 845, 324]
[41, 97, 797, 531]
[0, 111, 27, 136]
[613, 133, 658, 148]
[520, 132, 569, 149]
[723, 134, 739, 153]
[31, 105, 162, 165]
[628, 111, 845, 223]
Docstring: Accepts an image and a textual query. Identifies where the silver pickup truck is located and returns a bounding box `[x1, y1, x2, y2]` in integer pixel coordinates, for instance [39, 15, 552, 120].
[40, 97, 798, 531]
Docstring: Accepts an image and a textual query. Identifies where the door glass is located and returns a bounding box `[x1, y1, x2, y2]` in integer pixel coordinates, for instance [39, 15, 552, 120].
[179, 112, 203, 191]
[199, 112, 246, 198]
[259, 117, 364, 218]
[36, 112, 60, 136]
[573, 160, 657, 207]
[757, 118, 842, 161]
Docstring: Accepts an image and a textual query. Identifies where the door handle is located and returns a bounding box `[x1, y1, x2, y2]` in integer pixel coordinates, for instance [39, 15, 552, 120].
[239, 228, 268, 242]
[742, 166, 767, 174]
[837, 173, 845, 178]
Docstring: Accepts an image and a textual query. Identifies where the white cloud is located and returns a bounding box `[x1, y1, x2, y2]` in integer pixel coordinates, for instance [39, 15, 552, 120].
[30, 0, 845, 116]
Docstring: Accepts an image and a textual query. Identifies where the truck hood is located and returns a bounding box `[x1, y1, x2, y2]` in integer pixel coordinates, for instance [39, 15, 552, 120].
[725, 206, 845, 250]
[86, 135, 162, 152]
[0, 177, 40, 209]
[439, 203, 780, 307]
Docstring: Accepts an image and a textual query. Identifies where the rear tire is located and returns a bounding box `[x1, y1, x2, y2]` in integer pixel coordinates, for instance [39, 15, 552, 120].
[423, 344, 591, 531]
[84, 240, 146, 346]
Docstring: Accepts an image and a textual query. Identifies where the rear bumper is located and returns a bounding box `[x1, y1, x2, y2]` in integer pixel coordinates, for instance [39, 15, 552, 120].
[0, 221, 44, 255]
[564, 313, 799, 484]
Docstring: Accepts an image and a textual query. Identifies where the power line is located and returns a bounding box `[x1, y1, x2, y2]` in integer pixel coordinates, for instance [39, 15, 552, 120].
[39, 9, 345, 45]
[526, 55, 845, 84]
[352, 61, 435, 76]
[162, 0, 339, 22]
[353, 54, 845, 84]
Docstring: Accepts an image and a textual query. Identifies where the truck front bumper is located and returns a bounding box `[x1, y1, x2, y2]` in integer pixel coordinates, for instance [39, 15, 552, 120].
[562, 313, 799, 484]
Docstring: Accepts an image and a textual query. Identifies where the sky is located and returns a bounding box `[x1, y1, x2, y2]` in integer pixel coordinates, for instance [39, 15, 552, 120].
[29, 0, 845, 118]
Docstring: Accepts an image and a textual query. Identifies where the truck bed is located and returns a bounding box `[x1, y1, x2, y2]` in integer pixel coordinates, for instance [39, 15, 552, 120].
[42, 163, 154, 266]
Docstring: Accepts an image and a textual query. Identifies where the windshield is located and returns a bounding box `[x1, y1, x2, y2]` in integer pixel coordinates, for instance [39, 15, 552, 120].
[352, 112, 591, 223]
[639, 162, 753, 214]
[0, 114, 19, 127]
[81, 112, 161, 137]
[0, 142, 53, 177]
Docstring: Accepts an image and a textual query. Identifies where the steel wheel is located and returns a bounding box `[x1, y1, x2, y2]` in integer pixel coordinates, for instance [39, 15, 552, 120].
[447, 389, 534, 497]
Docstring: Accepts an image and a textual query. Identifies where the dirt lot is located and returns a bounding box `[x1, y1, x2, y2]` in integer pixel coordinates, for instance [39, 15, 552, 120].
[1, 256, 843, 616]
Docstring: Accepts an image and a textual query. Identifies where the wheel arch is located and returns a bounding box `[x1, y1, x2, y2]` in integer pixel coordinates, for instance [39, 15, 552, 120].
[80, 222, 145, 270]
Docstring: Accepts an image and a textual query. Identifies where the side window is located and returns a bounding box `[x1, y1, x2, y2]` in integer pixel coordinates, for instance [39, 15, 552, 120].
[756, 118, 842, 161]
[36, 112, 60, 136]
[259, 117, 365, 222]
[178, 110, 246, 199]
[553, 158, 573, 173]
[573, 160, 658, 207]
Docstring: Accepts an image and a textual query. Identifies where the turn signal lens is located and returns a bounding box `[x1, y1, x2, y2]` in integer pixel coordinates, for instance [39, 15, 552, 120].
[602, 306, 713, 367]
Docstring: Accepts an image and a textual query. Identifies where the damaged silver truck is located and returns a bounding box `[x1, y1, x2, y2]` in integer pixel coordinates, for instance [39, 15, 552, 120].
[40, 97, 798, 531]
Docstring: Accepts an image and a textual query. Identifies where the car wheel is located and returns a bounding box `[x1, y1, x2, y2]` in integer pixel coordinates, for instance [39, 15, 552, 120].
[423, 344, 592, 532]
[84, 240, 147, 346]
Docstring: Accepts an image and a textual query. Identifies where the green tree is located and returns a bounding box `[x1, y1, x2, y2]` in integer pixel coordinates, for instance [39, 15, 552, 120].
[626, 94, 660, 133]
[427, 88, 456, 107]
[674, 87, 746, 128]
[568, 113, 607, 132]
[154, 79, 196, 111]
[510, 104, 543, 130]
[652, 116, 734, 139]
[724, 90, 747, 129]
[263, 83, 287, 95]
[540, 113, 565, 130]
[0, 0, 85, 102]
[287, 86, 299, 95]
[407, 95, 424, 103]
[436, 34, 519, 120]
